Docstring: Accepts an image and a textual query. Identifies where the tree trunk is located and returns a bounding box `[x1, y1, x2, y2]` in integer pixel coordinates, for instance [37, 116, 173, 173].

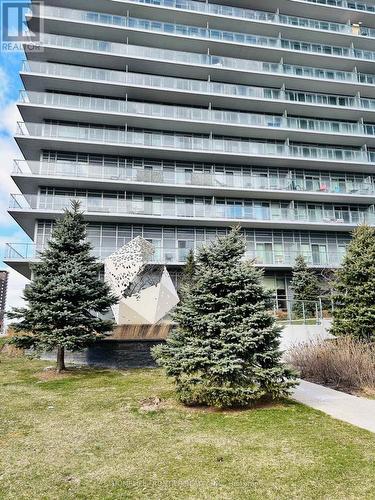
[56, 346, 66, 373]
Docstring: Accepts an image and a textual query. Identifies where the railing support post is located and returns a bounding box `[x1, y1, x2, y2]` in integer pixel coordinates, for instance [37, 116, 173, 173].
[319, 297, 323, 324]
[302, 301, 306, 325]
[287, 299, 292, 325]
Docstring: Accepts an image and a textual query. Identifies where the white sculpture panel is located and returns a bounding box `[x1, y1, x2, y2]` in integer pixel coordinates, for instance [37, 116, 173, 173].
[104, 236, 154, 298]
[104, 237, 179, 325]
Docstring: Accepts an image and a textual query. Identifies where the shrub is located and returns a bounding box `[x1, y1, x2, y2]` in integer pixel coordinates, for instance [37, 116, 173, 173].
[274, 310, 288, 321]
[0, 329, 24, 357]
[287, 337, 375, 393]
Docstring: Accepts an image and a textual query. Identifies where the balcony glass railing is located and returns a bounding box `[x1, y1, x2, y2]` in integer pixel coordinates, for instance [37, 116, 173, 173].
[13, 160, 375, 196]
[21, 61, 375, 113]
[38, 7, 375, 63]
[19, 91, 369, 136]
[301, 0, 375, 14]
[38, 34, 375, 86]
[4, 242, 345, 267]
[9, 194, 374, 225]
[19, 91, 372, 137]
[110, 0, 375, 38]
[15, 122, 370, 164]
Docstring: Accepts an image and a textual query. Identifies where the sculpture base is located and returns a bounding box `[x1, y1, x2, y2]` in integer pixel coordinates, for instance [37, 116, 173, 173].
[109, 322, 173, 340]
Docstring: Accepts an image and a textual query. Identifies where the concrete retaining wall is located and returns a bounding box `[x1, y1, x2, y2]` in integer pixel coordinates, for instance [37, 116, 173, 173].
[280, 320, 333, 351]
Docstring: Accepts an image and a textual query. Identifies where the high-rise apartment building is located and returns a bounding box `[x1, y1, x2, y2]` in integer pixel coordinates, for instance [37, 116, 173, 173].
[0, 271, 9, 333]
[5, 0, 375, 305]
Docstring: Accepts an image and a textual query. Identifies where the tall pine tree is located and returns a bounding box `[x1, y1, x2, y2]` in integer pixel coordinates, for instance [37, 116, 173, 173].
[153, 227, 297, 408]
[8, 201, 118, 371]
[290, 255, 322, 319]
[331, 224, 375, 340]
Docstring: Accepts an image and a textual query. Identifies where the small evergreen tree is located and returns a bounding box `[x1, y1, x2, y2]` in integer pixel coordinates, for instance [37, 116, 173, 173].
[153, 227, 297, 408]
[181, 249, 196, 288]
[8, 201, 118, 371]
[290, 255, 322, 319]
[331, 225, 375, 340]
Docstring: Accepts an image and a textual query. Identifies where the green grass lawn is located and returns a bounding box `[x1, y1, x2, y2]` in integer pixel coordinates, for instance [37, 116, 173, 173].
[1, 355, 375, 500]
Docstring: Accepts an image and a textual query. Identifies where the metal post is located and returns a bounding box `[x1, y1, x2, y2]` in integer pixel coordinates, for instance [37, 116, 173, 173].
[319, 297, 323, 324]
[302, 301, 306, 325]
[287, 298, 292, 325]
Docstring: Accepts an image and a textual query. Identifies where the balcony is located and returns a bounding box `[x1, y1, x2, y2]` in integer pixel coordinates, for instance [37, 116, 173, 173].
[87, 0, 375, 42]
[15, 122, 374, 172]
[9, 193, 375, 235]
[18, 90, 375, 146]
[12, 160, 375, 203]
[30, 7, 375, 71]
[34, 1, 375, 39]
[28, 34, 375, 95]
[21, 61, 375, 120]
[39, 0, 375, 28]
[301, 0, 375, 14]
[4, 241, 345, 277]
[251, 0, 375, 28]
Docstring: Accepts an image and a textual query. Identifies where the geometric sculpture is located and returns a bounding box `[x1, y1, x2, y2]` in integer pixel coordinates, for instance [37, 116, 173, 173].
[104, 237, 180, 325]
[104, 236, 155, 297]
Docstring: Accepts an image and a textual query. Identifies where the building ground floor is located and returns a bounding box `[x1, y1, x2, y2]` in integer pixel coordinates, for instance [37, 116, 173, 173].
[6, 220, 337, 310]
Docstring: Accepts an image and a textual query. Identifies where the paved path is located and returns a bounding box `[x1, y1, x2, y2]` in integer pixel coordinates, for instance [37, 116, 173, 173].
[293, 380, 375, 434]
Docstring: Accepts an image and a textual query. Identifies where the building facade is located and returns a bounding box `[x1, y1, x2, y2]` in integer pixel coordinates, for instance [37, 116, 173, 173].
[5, 0, 375, 305]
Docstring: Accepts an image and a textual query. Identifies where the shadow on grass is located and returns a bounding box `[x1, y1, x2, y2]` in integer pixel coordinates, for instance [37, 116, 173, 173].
[34, 368, 121, 390]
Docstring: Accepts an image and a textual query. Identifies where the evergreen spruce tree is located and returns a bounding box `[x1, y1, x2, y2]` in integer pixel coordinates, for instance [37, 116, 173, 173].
[331, 224, 375, 340]
[290, 255, 322, 319]
[8, 201, 118, 372]
[153, 227, 297, 408]
[181, 249, 196, 288]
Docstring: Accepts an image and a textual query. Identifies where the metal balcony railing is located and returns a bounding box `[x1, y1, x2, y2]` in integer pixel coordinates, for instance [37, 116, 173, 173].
[9, 194, 375, 225]
[37, 34, 375, 87]
[4, 242, 345, 268]
[37, 7, 375, 63]
[15, 122, 371, 164]
[13, 160, 375, 197]
[272, 298, 334, 325]
[19, 91, 374, 137]
[21, 61, 375, 113]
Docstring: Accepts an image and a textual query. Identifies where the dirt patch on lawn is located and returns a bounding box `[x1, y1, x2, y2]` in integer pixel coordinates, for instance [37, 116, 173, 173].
[139, 396, 175, 412]
[35, 369, 74, 381]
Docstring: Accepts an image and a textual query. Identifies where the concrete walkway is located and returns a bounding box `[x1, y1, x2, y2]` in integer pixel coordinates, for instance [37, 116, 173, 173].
[292, 380, 375, 434]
